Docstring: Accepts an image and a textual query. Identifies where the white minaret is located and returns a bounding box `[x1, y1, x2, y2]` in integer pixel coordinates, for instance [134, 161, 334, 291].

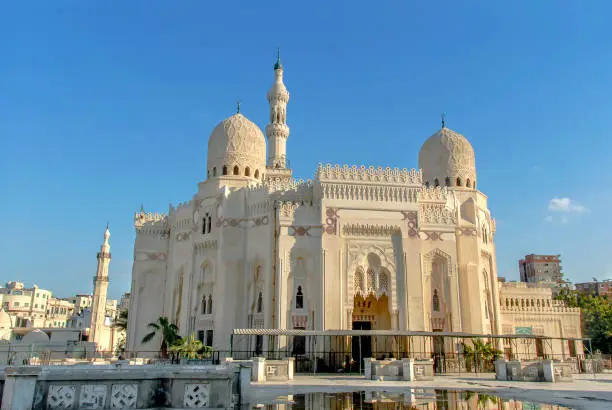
[265, 49, 291, 169]
[90, 225, 111, 348]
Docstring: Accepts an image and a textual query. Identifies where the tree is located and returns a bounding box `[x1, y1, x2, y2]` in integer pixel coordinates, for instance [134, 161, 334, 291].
[555, 289, 612, 354]
[169, 333, 213, 360]
[112, 309, 128, 331]
[462, 338, 502, 372]
[141, 316, 180, 358]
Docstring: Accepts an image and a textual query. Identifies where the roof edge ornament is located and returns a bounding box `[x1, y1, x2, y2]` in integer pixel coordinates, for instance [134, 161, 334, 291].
[274, 47, 282, 70]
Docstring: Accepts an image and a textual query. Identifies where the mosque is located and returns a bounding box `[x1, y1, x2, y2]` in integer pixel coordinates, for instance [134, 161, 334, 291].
[126, 52, 583, 364]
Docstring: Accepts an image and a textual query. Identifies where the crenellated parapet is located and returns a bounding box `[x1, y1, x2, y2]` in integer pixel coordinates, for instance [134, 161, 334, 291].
[134, 210, 169, 236]
[316, 164, 422, 185]
[418, 186, 450, 202]
[169, 199, 194, 216]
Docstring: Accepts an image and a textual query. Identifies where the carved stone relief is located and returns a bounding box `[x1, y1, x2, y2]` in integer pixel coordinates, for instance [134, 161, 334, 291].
[422, 231, 444, 241]
[401, 211, 419, 238]
[111, 384, 138, 409]
[48, 385, 76, 409]
[79, 385, 107, 409]
[183, 383, 210, 408]
[216, 215, 269, 229]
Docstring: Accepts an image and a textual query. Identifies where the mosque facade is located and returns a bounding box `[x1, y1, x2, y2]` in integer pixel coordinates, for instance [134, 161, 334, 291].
[126, 54, 582, 362]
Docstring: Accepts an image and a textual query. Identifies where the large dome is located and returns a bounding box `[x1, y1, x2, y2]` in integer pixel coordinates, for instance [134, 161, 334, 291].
[207, 113, 266, 180]
[418, 127, 477, 189]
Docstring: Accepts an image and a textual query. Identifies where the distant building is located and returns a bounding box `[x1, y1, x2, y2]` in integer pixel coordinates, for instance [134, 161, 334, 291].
[64, 294, 93, 315]
[119, 292, 130, 311]
[44, 298, 75, 328]
[519, 254, 563, 284]
[0, 282, 53, 328]
[575, 279, 612, 299]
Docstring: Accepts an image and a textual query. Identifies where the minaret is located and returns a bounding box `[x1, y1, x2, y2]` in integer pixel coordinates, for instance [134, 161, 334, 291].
[90, 225, 111, 348]
[265, 48, 291, 169]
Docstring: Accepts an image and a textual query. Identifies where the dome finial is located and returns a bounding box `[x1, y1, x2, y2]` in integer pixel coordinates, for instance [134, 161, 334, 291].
[236, 99, 241, 114]
[274, 47, 283, 70]
[441, 112, 446, 128]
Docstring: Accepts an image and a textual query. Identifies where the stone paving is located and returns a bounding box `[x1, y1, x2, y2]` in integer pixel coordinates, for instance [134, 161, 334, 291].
[246, 373, 612, 410]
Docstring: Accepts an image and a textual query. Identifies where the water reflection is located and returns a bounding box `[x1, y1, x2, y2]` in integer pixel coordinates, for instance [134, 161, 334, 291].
[241, 390, 571, 410]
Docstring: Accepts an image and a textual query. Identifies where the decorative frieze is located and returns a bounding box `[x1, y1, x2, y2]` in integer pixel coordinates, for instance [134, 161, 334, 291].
[324, 208, 338, 235]
[288, 225, 322, 236]
[419, 186, 449, 202]
[111, 384, 138, 408]
[79, 385, 107, 409]
[183, 384, 210, 408]
[216, 215, 269, 229]
[419, 203, 457, 225]
[422, 231, 444, 241]
[457, 227, 477, 236]
[401, 211, 419, 238]
[194, 240, 218, 253]
[342, 223, 401, 237]
[48, 385, 76, 409]
[292, 315, 308, 328]
[320, 183, 419, 202]
[134, 252, 167, 262]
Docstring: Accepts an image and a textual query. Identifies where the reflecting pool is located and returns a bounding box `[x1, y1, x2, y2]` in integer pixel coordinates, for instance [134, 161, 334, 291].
[240, 390, 572, 409]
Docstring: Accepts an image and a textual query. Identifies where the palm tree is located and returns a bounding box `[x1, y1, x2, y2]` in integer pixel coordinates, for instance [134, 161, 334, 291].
[169, 333, 208, 360]
[141, 316, 180, 358]
[112, 309, 128, 331]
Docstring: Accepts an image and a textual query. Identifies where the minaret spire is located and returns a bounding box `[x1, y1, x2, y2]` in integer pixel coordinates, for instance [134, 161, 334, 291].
[91, 225, 111, 350]
[265, 49, 290, 169]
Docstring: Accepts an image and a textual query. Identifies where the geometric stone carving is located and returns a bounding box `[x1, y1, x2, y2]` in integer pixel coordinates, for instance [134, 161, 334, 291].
[79, 385, 107, 409]
[48, 385, 76, 409]
[111, 384, 138, 409]
[183, 384, 210, 408]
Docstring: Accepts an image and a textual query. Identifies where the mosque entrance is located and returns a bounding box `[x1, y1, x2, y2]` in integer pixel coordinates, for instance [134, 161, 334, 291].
[351, 321, 372, 372]
[350, 293, 392, 371]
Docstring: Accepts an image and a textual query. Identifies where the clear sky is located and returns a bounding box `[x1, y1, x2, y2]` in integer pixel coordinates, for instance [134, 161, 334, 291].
[1, 1, 611, 299]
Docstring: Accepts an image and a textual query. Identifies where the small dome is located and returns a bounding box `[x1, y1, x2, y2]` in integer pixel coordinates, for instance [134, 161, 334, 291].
[207, 113, 266, 180]
[418, 127, 476, 188]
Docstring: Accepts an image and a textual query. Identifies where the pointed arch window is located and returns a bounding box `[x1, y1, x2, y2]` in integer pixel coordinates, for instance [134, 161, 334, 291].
[456, 177, 462, 186]
[445, 177, 451, 186]
[233, 165, 239, 175]
[245, 167, 251, 177]
[296, 286, 304, 309]
[433, 290, 440, 312]
[212, 167, 217, 177]
[254, 169, 260, 179]
[222, 166, 228, 175]
[207, 215, 212, 233]
[207, 294, 213, 314]
[201, 295, 207, 315]
[466, 178, 471, 188]
[434, 178, 440, 187]
[425, 181, 430, 188]
[256, 292, 263, 313]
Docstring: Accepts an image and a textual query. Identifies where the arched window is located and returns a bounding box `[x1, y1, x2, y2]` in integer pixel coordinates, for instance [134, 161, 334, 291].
[256, 292, 263, 313]
[222, 166, 228, 175]
[296, 286, 304, 309]
[233, 165, 239, 175]
[434, 178, 440, 187]
[425, 181, 430, 188]
[245, 167, 251, 177]
[456, 177, 462, 186]
[201, 296, 207, 314]
[466, 178, 471, 188]
[433, 290, 440, 312]
[207, 294, 213, 314]
[445, 177, 450, 186]
[484, 300, 489, 319]
[207, 216, 212, 233]
[203, 212, 210, 234]
[212, 167, 217, 176]
[254, 169, 259, 179]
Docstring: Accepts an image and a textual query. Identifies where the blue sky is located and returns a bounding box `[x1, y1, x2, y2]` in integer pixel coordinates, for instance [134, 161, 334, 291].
[1, 1, 611, 299]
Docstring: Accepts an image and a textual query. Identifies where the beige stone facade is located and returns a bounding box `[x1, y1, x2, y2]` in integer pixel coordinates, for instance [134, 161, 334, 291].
[126, 55, 582, 360]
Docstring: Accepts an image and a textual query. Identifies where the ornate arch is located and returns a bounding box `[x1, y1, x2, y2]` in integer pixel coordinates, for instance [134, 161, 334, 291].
[348, 243, 397, 311]
[422, 249, 453, 277]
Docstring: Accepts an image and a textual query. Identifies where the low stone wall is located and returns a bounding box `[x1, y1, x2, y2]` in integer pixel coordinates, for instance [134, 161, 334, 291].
[495, 359, 573, 382]
[363, 358, 434, 381]
[249, 357, 294, 383]
[1, 364, 237, 409]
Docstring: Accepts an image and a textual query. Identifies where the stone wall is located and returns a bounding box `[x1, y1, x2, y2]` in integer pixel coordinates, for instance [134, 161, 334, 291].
[1, 364, 237, 409]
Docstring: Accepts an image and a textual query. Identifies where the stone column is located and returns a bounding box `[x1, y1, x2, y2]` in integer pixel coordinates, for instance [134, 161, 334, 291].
[494, 360, 507, 381]
[251, 357, 266, 382]
[2, 367, 41, 410]
[542, 359, 554, 382]
[402, 358, 415, 381]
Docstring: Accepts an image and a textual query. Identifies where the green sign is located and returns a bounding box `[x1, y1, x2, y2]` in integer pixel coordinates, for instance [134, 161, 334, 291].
[515, 327, 533, 335]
